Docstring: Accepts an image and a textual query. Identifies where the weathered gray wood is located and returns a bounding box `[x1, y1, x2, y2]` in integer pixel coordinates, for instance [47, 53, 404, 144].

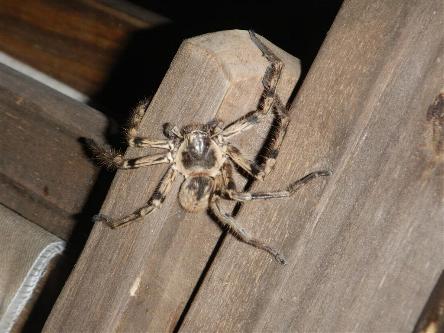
[43, 30, 300, 332]
[179, 1, 444, 332]
[0, 64, 107, 239]
[0, 204, 64, 332]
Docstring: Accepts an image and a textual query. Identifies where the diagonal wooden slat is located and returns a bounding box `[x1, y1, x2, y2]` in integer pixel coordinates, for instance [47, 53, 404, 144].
[43, 30, 300, 332]
[179, 1, 444, 332]
[0, 0, 168, 96]
[0, 64, 107, 240]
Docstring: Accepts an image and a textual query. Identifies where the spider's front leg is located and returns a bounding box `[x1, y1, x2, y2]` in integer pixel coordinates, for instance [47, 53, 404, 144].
[220, 31, 290, 180]
[87, 99, 177, 169]
[220, 31, 283, 138]
[125, 98, 173, 149]
[87, 140, 172, 170]
[95, 166, 177, 228]
[210, 198, 287, 265]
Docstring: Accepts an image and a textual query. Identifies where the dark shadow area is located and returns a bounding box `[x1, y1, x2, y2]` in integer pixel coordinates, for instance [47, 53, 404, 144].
[21, 1, 342, 331]
[90, 0, 343, 130]
[413, 270, 444, 333]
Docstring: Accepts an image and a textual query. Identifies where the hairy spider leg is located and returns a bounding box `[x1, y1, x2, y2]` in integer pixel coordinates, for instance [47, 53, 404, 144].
[225, 98, 290, 181]
[115, 154, 171, 169]
[220, 160, 237, 191]
[219, 31, 290, 180]
[88, 140, 172, 169]
[125, 98, 173, 149]
[220, 31, 283, 138]
[223, 170, 332, 202]
[94, 166, 177, 228]
[214, 164, 330, 264]
[210, 198, 287, 265]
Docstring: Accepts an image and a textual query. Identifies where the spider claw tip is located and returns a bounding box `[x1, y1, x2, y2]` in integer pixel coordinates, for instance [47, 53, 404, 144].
[93, 213, 110, 224]
[275, 253, 288, 265]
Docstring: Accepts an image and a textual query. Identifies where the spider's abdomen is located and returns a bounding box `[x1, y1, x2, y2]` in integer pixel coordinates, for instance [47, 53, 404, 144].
[179, 176, 214, 212]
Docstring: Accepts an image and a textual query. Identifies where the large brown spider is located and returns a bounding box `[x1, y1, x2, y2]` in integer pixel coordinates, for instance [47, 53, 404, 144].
[89, 31, 330, 265]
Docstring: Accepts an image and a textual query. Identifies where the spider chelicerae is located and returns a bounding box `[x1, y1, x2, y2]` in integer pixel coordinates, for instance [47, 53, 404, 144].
[89, 31, 330, 265]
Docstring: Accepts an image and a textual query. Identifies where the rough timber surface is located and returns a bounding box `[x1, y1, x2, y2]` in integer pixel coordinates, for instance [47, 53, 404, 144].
[0, 64, 107, 240]
[43, 30, 300, 332]
[179, 1, 444, 332]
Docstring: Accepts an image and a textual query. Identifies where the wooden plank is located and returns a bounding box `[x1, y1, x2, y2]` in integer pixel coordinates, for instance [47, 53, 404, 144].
[0, 64, 108, 239]
[179, 1, 444, 332]
[0, 203, 64, 332]
[43, 30, 301, 332]
[0, 0, 168, 96]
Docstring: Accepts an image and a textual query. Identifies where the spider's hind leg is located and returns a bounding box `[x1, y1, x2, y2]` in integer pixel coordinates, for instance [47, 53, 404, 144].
[210, 198, 287, 265]
[224, 170, 332, 202]
[95, 166, 177, 228]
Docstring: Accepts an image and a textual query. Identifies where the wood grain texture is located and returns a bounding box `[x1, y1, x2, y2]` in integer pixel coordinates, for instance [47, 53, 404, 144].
[0, 0, 167, 95]
[0, 64, 107, 239]
[0, 204, 64, 333]
[179, 1, 444, 332]
[43, 30, 300, 333]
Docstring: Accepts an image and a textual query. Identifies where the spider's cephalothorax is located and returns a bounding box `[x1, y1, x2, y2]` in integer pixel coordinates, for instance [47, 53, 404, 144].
[175, 126, 225, 212]
[89, 31, 331, 265]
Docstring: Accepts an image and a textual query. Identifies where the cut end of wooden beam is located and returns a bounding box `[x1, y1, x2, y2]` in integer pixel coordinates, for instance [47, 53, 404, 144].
[185, 29, 300, 91]
[142, 30, 300, 134]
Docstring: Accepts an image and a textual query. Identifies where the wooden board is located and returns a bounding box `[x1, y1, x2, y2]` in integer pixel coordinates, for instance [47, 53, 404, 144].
[0, 64, 108, 240]
[0, 0, 168, 96]
[43, 30, 301, 332]
[0, 203, 64, 332]
[178, 1, 444, 332]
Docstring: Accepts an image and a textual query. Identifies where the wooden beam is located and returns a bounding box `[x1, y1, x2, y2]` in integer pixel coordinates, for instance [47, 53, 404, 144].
[0, 0, 168, 96]
[0, 64, 107, 240]
[43, 30, 300, 332]
[178, 1, 444, 332]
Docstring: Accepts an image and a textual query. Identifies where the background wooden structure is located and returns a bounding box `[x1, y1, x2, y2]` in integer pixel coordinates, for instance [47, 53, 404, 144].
[45, 0, 444, 332]
[0, 0, 168, 96]
[0, 0, 442, 332]
[180, 1, 444, 331]
[0, 64, 107, 240]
